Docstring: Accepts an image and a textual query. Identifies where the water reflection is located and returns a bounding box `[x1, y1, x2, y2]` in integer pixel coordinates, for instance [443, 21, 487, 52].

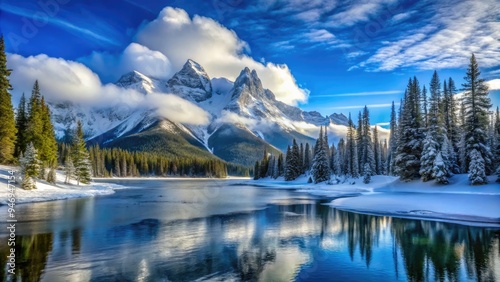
[0, 187, 498, 281]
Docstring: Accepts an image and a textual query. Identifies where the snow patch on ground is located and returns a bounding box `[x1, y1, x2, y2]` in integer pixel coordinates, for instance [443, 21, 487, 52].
[239, 174, 500, 227]
[0, 165, 124, 205]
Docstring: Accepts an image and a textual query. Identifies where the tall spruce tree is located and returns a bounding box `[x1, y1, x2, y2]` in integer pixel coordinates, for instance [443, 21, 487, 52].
[336, 138, 346, 176]
[461, 54, 492, 184]
[387, 101, 398, 175]
[0, 35, 17, 164]
[304, 143, 311, 172]
[420, 71, 449, 182]
[346, 114, 359, 177]
[360, 106, 375, 175]
[14, 93, 28, 158]
[311, 126, 330, 183]
[71, 120, 92, 185]
[444, 78, 460, 173]
[395, 77, 424, 181]
[373, 126, 381, 175]
[19, 143, 40, 190]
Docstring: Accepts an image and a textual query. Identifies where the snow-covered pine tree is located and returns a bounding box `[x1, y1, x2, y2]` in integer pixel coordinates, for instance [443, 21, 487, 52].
[493, 107, 500, 167]
[336, 138, 345, 176]
[468, 149, 487, 185]
[373, 126, 381, 175]
[356, 111, 363, 173]
[323, 126, 330, 167]
[65, 156, 75, 183]
[395, 77, 424, 181]
[47, 167, 56, 184]
[311, 127, 330, 183]
[361, 106, 375, 175]
[420, 132, 439, 181]
[433, 151, 449, 184]
[272, 156, 279, 179]
[71, 120, 92, 185]
[421, 85, 428, 128]
[346, 114, 359, 177]
[363, 163, 371, 184]
[495, 165, 500, 183]
[291, 139, 301, 178]
[462, 54, 493, 181]
[14, 93, 28, 158]
[381, 139, 388, 175]
[20, 143, 40, 190]
[387, 101, 398, 175]
[445, 78, 461, 172]
[0, 36, 17, 164]
[420, 71, 450, 182]
[458, 102, 467, 173]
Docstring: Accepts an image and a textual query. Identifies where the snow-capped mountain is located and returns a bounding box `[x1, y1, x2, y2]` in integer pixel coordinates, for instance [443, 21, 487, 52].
[167, 59, 212, 102]
[50, 59, 350, 166]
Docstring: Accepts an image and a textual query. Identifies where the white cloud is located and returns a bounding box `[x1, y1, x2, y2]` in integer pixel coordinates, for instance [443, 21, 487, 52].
[487, 79, 500, 91]
[81, 43, 173, 82]
[134, 7, 308, 106]
[330, 103, 396, 110]
[313, 90, 401, 98]
[7, 53, 209, 125]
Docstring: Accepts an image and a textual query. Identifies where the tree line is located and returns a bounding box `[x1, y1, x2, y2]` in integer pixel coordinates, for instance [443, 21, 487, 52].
[254, 54, 500, 185]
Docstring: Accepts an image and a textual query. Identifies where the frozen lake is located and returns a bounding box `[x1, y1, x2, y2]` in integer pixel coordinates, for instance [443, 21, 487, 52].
[1, 179, 499, 281]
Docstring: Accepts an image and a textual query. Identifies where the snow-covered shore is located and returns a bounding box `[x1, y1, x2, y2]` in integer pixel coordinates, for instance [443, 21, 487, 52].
[242, 174, 500, 227]
[0, 165, 121, 205]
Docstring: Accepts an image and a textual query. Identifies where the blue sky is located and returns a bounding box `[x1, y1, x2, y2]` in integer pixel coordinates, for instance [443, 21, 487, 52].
[1, 0, 499, 125]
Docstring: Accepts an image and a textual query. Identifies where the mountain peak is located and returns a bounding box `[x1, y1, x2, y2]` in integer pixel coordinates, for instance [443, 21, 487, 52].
[116, 70, 151, 86]
[167, 59, 212, 102]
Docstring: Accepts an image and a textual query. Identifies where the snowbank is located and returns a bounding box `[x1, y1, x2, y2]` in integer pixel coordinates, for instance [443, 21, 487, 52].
[241, 174, 500, 227]
[0, 165, 122, 205]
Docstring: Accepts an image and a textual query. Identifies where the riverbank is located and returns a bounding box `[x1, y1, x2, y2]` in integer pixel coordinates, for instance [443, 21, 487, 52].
[0, 165, 120, 205]
[244, 174, 500, 227]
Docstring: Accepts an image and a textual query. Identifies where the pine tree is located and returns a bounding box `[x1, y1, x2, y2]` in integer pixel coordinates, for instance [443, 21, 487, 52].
[299, 143, 304, 174]
[373, 126, 381, 175]
[39, 96, 58, 170]
[259, 149, 269, 178]
[387, 101, 398, 175]
[346, 114, 359, 177]
[47, 167, 56, 184]
[461, 54, 492, 182]
[284, 145, 295, 181]
[64, 156, 75, 184]
[20, 143, 40, 190]
[433, 152, 449, 184]
[311, 127, 330, 183]
[356, 111, 363, 172]
[336, 139, 345, 176]
[254, 161, 260, 180]
[71, 120, 92, 185]
[277, 153, 284, 177]
[14, 93, 28, 158]
[304, 143, 311, 172]
[395, 78, 424, 181]
[363, 163, 371, 184]
[493, 107, 500, 168]
[421, 85, 428, 128]
[0, 35, 17, 164]
[468, 149, 486, 185]
[420, 133, 439, 181]
[360, 106, 375, 175]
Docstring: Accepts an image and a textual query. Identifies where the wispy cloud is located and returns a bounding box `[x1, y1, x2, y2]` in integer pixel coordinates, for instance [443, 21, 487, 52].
[354, 0, 500, 71]
[313, 90, 401, 98]
[0, 3, 119, 46]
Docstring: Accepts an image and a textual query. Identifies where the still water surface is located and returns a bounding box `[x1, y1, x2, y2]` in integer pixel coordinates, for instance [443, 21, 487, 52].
[1, 179, 499, 281]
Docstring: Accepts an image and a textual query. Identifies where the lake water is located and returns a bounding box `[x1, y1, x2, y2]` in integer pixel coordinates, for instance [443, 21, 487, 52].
[1, 179, 499, 281]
